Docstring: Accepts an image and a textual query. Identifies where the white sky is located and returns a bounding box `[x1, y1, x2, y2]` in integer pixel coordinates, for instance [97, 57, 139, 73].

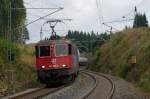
[23, 0, 150, 43]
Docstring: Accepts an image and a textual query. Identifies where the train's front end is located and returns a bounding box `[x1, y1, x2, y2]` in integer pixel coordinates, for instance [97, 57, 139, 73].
[35, 40, 79, 84]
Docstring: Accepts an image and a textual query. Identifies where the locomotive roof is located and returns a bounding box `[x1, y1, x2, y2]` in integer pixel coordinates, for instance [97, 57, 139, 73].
[36, 40, 73, 46]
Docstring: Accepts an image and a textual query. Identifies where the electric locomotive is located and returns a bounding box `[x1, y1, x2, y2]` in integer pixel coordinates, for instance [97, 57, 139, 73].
[35, 40, 79, 85]
[35, 19, 79, 85]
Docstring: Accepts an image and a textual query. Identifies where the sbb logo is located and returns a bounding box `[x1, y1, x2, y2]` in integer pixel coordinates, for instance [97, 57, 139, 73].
[51, 59, 56, 64]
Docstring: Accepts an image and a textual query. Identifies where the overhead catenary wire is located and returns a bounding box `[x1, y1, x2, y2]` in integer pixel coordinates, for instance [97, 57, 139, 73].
[96, 0, 120, 34]
[123, 0, 145, 18]
[96, 0, 104, 33]
[24, 1, 70, 37]
[24, 2, 58, 18]
[7, 0, 68, 46]
[100, 0, 147, 33]
[13, 8, 63, 31]
[8, 7, 63, 43]
[24, 1, 60, 19]
[97, 0, 146, 33]
[103, 18, 134, 24]
[102, 23, 120, 32]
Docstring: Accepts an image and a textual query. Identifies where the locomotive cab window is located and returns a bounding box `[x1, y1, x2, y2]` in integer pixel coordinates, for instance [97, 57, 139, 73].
[39, 46, 50, 57]
[56, 44, 71, 56]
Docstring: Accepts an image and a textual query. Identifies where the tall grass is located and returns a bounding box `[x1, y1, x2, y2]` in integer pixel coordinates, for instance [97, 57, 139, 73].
[0, 39, 40, 96]
[90, 27, 150, 92]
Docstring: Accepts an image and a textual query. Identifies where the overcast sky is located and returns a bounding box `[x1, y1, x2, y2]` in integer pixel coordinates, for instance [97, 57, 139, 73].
[23, 0, 150, 43]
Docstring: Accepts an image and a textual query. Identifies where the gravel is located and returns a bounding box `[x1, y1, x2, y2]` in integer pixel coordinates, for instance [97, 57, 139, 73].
[41, 73, 96, 99]
[106, 75, 150, 99]
[85, 73, 112, 99]
[42, 70, 150, 99]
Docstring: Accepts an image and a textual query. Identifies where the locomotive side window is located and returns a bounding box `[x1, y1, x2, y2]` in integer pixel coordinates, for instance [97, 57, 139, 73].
[35, 46, 39, 57]
[68, 44, 72, 55]
[39, 46, 50, 57]
[56, 44, 69, 56]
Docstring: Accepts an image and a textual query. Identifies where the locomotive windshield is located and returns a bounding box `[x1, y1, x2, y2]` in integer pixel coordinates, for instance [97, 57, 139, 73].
[56, 44, 71, 56]
[39, 46, 50, 57]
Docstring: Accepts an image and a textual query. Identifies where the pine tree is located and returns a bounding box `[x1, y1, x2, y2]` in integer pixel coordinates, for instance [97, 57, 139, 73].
[67, 30, 72, 38]
[133, 13, 149, 28]
[143, 13, 148, 27]
[66, 30, 111, 53]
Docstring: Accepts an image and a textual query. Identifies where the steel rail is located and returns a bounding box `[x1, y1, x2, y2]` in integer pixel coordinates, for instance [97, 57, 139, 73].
[81, 70, 115, 99]
[3, 69, 114, 99]
[8, 84, 70, 99]
[79, 71, 98, 99]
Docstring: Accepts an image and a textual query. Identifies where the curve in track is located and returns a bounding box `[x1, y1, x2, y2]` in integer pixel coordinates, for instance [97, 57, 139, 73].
[81, 70, 115, 99]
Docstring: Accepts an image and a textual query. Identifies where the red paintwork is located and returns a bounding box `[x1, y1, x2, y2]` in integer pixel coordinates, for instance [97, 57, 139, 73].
[36, 43, 74, 71]
[36, 56, 73, 70]
[35, 40, 79, 84]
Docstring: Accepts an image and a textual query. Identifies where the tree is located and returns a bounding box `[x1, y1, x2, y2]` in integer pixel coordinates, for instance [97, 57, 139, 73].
[0, 0, 27, 43]
[0, 0, 10, 37]
[66, 30, 111, 53]
[21, 27, 29, 44]
[67, 30, 72, 38]
[143, 13, 148, 27]
[133, 13, 149, 28]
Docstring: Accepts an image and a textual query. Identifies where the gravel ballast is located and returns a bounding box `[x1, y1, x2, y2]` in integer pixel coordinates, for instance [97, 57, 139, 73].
[42, 73, 96, 99]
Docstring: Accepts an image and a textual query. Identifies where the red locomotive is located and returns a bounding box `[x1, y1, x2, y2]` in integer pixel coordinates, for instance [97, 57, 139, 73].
[35, 40, 79, 85]
[35, 19, 79, 85]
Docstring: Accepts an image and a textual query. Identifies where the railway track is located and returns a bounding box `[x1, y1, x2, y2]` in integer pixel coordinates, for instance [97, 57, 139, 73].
[41, 70, 115, 99]
[3, 70, 115, 99]
[4, 84, 70, 99]
[79, 70, 115, 99]
[41, 72, 97, 99]
[79, 71, 97, 99]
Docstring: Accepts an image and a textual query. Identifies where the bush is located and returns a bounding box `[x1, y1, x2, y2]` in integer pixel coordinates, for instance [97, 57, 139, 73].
[90, 27, 150, 92]
[0, 39, 40, 95]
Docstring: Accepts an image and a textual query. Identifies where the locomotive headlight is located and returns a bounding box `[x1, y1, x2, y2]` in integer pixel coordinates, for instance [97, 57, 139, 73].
[62, 64, 67, 67]
[41, 65, 45, 69]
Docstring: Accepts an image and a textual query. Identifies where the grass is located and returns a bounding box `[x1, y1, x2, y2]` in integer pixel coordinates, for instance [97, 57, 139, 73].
[0, 39, 40, 96]
[89, 27, 150, 92]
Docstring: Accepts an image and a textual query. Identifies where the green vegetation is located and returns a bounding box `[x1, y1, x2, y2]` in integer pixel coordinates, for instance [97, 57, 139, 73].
[0, 39, 39, 96]
[0, 0, 29, 43]
[89, 27, 150, 92]
[66, 30, 111, 53]
[133, 7, 149, 28]
[48, 30, 111, 53]
[0, 1, 35, 96]
[133, 13, 149, 28]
